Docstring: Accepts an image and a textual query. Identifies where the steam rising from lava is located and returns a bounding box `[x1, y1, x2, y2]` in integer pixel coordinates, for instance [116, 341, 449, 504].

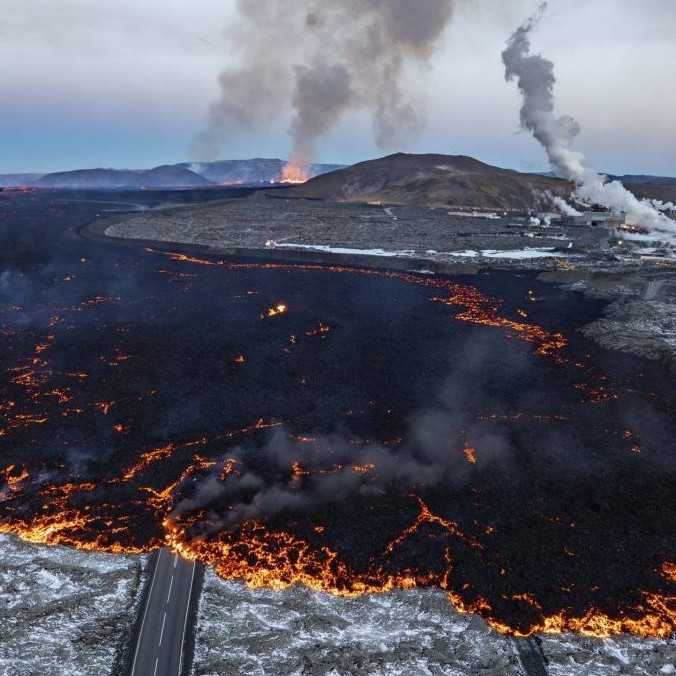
[192, 0, 455, 179]
[503, 3, 676, 235]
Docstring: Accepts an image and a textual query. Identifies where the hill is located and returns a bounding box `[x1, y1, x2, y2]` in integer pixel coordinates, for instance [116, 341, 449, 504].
[36, 166, 210, 189]
[288, 153, 572, 210]
[30, 159, 344, 189]
[0, 173, 43, 187]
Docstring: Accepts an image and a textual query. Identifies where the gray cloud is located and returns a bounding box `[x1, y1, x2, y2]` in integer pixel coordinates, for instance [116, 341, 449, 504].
[192, 0, 455, 171]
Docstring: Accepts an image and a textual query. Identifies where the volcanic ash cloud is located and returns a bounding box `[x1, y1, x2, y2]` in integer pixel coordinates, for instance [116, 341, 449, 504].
[192, 0, 455, 179]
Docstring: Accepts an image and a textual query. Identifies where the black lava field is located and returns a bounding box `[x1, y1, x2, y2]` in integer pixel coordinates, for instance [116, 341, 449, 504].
[0, 189, 674, 637]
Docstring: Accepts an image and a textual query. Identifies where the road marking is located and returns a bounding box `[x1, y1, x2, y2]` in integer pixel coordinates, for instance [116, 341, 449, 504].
[158, 611, 167, 647]
[167, 575, 174, 604]
[177, 560, 197, 676]
[131, 549, 163, 676]
[173, 554, 178, 568]
[153, 656, 159, 676]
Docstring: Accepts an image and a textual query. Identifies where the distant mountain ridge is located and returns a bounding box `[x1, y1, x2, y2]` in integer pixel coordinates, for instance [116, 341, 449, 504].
[36, 165, 210, 189]
[1, 157, 673, 205]
[0, 173, 43, 187]
[0, 159, 345, 189]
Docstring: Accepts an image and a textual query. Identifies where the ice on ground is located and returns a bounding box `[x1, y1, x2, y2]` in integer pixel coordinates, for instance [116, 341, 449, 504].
[0, 535, 146, 676]
[540, 632, 675, 676]
[267, 242, 417, 257]
[192, 572, 522, 676]
[193, 571, 675, 676]
[444, 249, 480, 258]
[482, 248, 566, 260]
[266, 242, 570, 262]
[442, 248, 568, 260]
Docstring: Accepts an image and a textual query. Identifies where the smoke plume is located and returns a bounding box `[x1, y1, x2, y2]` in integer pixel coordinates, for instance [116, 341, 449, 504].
[503, 3, 676, 235]
[171, 420, 509, 530]
[193, 0, 455, 176]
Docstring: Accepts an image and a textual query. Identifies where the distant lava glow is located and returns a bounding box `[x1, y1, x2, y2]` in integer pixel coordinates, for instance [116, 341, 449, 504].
[261, 303, 288, 319]
[1, 250, 674, 640]
[278, 162, 309, 184]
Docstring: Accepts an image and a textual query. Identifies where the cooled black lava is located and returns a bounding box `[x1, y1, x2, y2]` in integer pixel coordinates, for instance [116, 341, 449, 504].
[0, 189, 674, 637]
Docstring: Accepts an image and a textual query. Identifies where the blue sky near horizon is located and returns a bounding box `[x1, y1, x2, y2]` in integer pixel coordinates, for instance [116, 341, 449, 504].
[2, 0, 675, 177]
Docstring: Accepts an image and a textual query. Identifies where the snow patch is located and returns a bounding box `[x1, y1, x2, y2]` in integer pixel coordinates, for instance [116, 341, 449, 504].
[267, 241, 416, 257]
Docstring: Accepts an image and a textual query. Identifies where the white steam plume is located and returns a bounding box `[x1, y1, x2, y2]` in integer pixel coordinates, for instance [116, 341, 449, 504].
[503, 2, 676, 235]
[549, 194, 581, 217]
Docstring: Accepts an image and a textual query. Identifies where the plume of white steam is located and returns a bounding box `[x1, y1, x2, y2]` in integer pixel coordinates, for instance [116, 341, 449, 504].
[651, 199, 676, 212]
[549, 194, 581, 217]
[503, 3, 676, 236]
[193, 0, 455, 175]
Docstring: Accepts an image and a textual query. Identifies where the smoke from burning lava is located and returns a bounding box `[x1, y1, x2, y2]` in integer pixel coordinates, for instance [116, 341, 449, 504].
[192, 0, 455, 180]
[503, 2, 676, 236]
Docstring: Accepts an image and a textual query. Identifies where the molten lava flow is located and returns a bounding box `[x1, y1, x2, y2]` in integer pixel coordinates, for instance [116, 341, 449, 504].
[279, 163, 309, 184]
[385, 497, 482, 555]
[663, 562, 676, 582]
[148, 248, 571, 367]
[463, 444, 477, 464]
[1, 465, 29, 493]
[121, 444, 175, 481]
[261, 303, 288, 319]
[305, 322, 331, 337]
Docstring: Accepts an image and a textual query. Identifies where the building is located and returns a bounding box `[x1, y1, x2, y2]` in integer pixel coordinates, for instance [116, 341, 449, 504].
[561, 211, 626, 228]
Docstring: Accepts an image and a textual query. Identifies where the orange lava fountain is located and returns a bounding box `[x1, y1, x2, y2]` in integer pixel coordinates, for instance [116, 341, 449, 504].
[280, 162, 309, 184]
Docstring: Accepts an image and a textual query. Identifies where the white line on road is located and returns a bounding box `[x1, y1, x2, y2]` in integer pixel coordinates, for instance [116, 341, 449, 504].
[131, 549, 163, 676]
[167, 575, 174, 604]
[177, 561, 197, 676]
[173, 554, 178, 568]
[158, 611, 167, 647]
[153, 656, 159, 676]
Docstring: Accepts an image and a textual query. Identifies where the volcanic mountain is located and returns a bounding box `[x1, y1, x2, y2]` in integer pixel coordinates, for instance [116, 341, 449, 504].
[287, 153, 574, 210]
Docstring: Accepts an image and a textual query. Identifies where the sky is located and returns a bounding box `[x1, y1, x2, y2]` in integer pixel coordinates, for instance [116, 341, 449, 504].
[2, 0, 675, 175]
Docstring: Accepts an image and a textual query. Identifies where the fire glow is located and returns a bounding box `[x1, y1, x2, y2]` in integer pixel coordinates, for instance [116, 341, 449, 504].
[279, 162, 309, 184]
[261, 303, 288, 319]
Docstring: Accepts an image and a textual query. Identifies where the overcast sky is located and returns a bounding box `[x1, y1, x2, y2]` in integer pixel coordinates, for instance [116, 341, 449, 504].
[2, 0, 675, 175]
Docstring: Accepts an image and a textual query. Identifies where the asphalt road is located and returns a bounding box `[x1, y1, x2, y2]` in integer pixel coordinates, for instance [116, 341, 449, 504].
[131, 549, 198, 676]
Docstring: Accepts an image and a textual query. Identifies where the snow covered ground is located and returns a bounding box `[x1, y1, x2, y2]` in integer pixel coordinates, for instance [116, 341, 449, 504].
[265, 241, 572, 261]
[0, 535, 146, 676]
[192, 571, 521, 676]
[439, 247, 571, 260]
[266, 241, 417, 257]
[192, 570, 675, 676]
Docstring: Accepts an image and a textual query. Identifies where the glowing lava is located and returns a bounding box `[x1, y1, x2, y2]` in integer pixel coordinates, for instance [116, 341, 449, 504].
[279, 162, 309, 184]
[261, 303, 288, 319]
